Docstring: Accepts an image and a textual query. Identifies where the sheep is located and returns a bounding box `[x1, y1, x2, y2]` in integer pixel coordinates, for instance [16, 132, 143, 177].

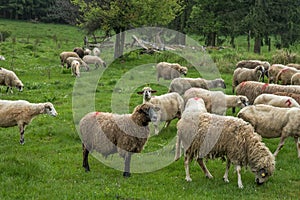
[137, 87, 184, 135]
[92, 47, 101, 57]
[168, 77, 226, 95]
[71, 60, 80, 77]
[156, 62, 188, 81]
[0, 100, 57, 144]
[73, 47, 85, 59]
[232, 65, 265, 93]
[0, 55, 5, 60]
[236, 59, 270, 81]
[0, 67, 24, 93]
[253, 93, 300, 108]
[83, 55, 106, 69]
[183, 87, 249, 115]
[84, 48, 91, 55]
[174, 97, 207, 161]
[184, 113, 275, 188]
[274, 92, 300, 105]
[268, 64, 286, 83]
[79, 103, 160, 177]
[238, 104, 300, 158]
[235, 81, 300, 104]
[275, 66, 299, 85]
[287, 63, 300, 70]
[59, 51, 79, 67]
[66, 57, 90, 71]
[291, 72, 300, 85]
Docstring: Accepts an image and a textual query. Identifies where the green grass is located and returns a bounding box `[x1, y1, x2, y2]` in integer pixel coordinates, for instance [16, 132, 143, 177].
[0, 19, 300, 200]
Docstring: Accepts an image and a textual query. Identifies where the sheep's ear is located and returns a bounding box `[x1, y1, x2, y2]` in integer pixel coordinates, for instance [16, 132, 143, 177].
[151, 90, 157, 93]
[137, 91, 144, 95]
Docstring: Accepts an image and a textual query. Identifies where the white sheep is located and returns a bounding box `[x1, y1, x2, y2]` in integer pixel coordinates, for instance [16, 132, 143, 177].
[137, 87, 184, 135]
[71, 60, 80, 77]
[183, 87, 249, 115]
[236, 60, 270, 81]
[92, 47, 101, 56]
[253, 93, 300, 108]
[168, 77, 226, 95]
[174, 97, 207, 161]
[84, 48, 92, 55]
[83, 55, 106, 69]
[59, 51, 79, 68]
[0, 55, 5, 60]
[0, 100, 57, 144]
[291, 72, 300, 85]
[238, 104, 300, 158]
[232, 65, 265, 93]
[0, 67, 24, 93]
[79, 103, 159, 177]
[184, 112, 275, 188]
[268, 64, 286, 83]
[156, 62, 188, 81]
[66, 57, 90, 71]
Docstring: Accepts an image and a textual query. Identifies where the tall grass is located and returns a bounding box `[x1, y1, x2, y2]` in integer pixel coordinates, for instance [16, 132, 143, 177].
[0, 19, 299, 200]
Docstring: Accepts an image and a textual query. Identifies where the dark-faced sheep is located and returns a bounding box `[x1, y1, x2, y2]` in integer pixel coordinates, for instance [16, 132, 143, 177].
[79, 103, 160, 177]
[184, 113, 275, 188]
[73, 47, 85, 59]
[0, 100, 57, 144]
[0, 67, 24, 93]
[236, 60, 270, 80]
[156, 62, 188, 81]
[238, 105, 300, 158]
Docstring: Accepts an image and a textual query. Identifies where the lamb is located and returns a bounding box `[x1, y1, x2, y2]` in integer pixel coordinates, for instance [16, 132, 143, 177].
[232, 65, 265, 93]
[66, 57, 90, 71]
[73, 47, 85, 59]
[0, 100, 57, 144]
[291, 72, 300, 85]
[235, 81, 300, 104]
[236, 59, 270, 81]
[168, 77, 226, 95]
[253, 93, 300, 108]
[83, 55, 106, 69]
[183, 87, 249, 115]
[184, 113, 275, 188]
[174, 97, 207, 161]
[274, 92, 300, 105]
[71, 60, 80, 77]
[79, 103, 159, 177]
[137, 87, 184, 135]
[92, 47, 101, 57]
[275, 66, 299, 85]
[59, 51, 79, 67]
[156, 62, 188, 81]
[0, 55, 5, 60]
[238, 104, 300, 158]
[0, 67, 24, 93]
[268, 64, 286, 83]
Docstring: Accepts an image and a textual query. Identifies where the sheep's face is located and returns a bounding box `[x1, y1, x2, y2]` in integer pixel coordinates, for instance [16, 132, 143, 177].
[238, 96, 249, 108]
[180, 67, 188, 76]
[148, 106, 160, 122]
[15, 81, 24, 91]
[44, 103, 58, 117]
[254, 168, 272, 186]
[217, 79, 226, 89]
[137, 87, 157, 102]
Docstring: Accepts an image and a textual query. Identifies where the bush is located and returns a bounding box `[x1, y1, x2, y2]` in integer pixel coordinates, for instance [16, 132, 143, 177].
[272, 49, 299, 64]
[0, 30, 11, 42]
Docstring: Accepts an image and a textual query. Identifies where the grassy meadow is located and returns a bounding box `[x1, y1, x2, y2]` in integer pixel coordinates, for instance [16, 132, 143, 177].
[0, 19, 299, 199]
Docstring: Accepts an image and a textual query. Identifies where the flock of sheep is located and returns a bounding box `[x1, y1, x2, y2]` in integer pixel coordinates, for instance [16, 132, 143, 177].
[1, 46, 300, 189]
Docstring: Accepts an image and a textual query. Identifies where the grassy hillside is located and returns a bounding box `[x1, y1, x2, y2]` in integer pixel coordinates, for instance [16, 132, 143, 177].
[0, 19, 299, 199]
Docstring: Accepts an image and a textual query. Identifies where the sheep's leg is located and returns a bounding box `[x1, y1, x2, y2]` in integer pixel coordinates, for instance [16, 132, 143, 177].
[273, 136, 287, 157]
[236, 165, 244, 189]
[19, 124, 25, 145]
[184, 155, 192, 182]
[223, 159, 231, 183]
[123, 153, 132, 177]
[82, 144, 90, 172]
[174, 136, 181, 161]
[197, 158, 213, 179]
[294, 137, 300, 159]
[164, 120, 171, 128]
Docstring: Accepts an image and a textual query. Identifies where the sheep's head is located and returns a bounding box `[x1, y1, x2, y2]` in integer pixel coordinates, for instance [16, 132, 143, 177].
[180, 67, 188, 76]
[134, 103, 160, 126]
[254, 165, 275, 186]
[137, 87, 157, 102]
[237, 96, 249, 108]
[15, 80, 24, 91]
[43, 102, 58, 117]
[216, 78, 226, 89]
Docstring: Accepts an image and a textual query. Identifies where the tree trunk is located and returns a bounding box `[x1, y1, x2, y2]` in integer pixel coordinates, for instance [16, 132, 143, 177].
[247, 30, 251, 52]
[254, 36, 261, 54]
[206, 32, 216, 46]
[230, 36, 235, 48]
[114, 28, 126, 59]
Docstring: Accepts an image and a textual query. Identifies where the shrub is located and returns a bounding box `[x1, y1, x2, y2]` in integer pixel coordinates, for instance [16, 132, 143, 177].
[272, 49, 299, 64]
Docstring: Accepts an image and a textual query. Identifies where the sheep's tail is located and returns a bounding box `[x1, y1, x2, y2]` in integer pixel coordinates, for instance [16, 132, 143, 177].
[174, 135, 181, 161]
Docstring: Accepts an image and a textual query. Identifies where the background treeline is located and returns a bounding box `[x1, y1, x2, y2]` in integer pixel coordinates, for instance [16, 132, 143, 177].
[0, 0, 300, 52]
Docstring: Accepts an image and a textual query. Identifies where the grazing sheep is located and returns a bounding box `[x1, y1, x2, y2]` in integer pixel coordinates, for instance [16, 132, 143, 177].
[253, 93, 300, 108]
[83, 55, 106, 69]
[71, 60, 80, 77]
[0, 55, 5, 60]
[0, 100, 57, 144]
[84, 48, 91, 55]
[238, 105, 300, 158]
[66, 57, 90, 71]
[183, 87, 249, 115]
[274, 92, 300, 105]
[287, 63, 300, 70]
[92, 47, 101, 57]
[79, 103, 159, 177]
[73, 47, 85, 59]
[0, 67, 24, 93]
[184, 113, 275, 188]
[174, 97, 207, 161]
[232, 65, 265, 93]
[268, 64, 286, 83]
[235, 81, 300, 104]
[291, 72, 300, 85]
[275, 66, 299, 85]
[59, 51, 79, 67]
[156, 62, 188, 81]
[236, 60, 270, 81]
[168, 77, 226, 95]
[137, 87, 184, 135]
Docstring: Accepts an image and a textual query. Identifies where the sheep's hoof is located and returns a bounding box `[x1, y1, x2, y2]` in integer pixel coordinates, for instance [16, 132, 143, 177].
[19, 139, 25, 145]
[223, 177, 229, 183]
[123, 172, 131, 178]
